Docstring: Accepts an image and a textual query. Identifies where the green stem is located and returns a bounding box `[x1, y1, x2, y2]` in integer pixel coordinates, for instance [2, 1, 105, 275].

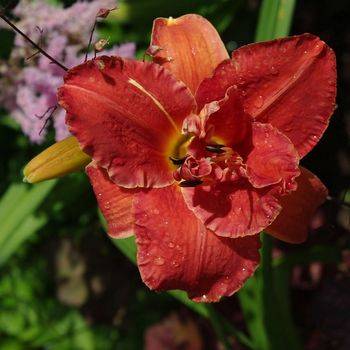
[206, 305, 232, 350]
[260, 234, 278, 349]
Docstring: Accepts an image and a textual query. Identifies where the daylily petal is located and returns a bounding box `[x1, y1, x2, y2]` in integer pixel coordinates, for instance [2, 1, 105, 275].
[134, 185, 260, 302]
[149, 14, 229, 94]
[207, 86, 251, 149]
[246, 123, 300, 193]
[196, 34, 337, 158]
[195, 59, 236, 111]
[266, 167, 328, 243]
[182, 181, 281, 238]
[59, 57, 196, 188]
[86, 163, 136, 238]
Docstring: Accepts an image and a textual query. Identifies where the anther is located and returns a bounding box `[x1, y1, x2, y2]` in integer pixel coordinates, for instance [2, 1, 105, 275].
[205, 144, 225, 154]
[179, 179, 203, 187]
[169, 156, 186, 165]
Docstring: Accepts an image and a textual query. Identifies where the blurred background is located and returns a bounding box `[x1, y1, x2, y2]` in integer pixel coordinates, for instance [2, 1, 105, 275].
[0, 0, 349, 349]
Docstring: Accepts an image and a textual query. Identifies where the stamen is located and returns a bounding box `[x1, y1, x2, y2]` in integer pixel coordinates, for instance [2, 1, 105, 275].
[0, 13, 68, 71]
[205, 144, 226, 154]
[179, 179, 203, 187]
[169, 156, 186, 165]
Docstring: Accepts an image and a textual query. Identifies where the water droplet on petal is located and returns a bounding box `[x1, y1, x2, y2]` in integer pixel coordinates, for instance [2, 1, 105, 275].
[270, 65, 279, 75]
[254, 95, 264, 108]
[168, 242, 175, 248]
[171, 260, 179, 267]
[154, 257, 165, 266]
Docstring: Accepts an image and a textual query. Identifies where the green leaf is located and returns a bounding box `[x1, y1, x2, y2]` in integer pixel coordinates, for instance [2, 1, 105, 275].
[0, 180, 56, 266]
[255, 0, 297, 41]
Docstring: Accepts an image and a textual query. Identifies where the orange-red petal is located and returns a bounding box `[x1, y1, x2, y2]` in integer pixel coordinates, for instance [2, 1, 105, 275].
[207, 86, 251, 148]
[86, 163, 136, 238]
[182, 181, 281, 239]
[246, 123, 300, 193]
[196, 34, 337, 158]
[149, 14, 229, 94]
[266, 167, 328, 243]
[134, 185, 260, 302]
[59, 57, 196, 188]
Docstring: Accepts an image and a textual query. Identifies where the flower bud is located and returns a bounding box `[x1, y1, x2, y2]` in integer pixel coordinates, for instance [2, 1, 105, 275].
[23, 136, 91, 183]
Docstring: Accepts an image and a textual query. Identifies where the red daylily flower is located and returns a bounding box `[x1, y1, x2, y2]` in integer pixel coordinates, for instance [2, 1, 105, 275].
[56, 14, 336, 302]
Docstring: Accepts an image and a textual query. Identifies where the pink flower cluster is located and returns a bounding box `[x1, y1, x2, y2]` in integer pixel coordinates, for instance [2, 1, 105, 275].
[0, 0, 135, 143]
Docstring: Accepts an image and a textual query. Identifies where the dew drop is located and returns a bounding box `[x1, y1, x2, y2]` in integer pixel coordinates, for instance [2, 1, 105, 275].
[202, 294, 208, 301]
[270, 65, 279, 75]
[168, 242, 175, 248]
[171, 260, 180, 267]
[280, 47, 287, 53]
[154, 256, 165, 266]
[254, 95, 264, 108]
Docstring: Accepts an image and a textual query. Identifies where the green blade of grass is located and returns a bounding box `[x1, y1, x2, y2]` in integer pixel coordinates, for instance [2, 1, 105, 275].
[0, 215, 47, 266]
[0, 180, 56, 265]
[255, 0, 297, 41]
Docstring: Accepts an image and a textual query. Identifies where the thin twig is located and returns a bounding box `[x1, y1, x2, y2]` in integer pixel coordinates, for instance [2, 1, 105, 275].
[85, 21, 96, 62]
[35, 105, 56, 120]
[26, 26, 44, 60]
[0, 13, 68, 71]
[38, 105, 57, 135]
